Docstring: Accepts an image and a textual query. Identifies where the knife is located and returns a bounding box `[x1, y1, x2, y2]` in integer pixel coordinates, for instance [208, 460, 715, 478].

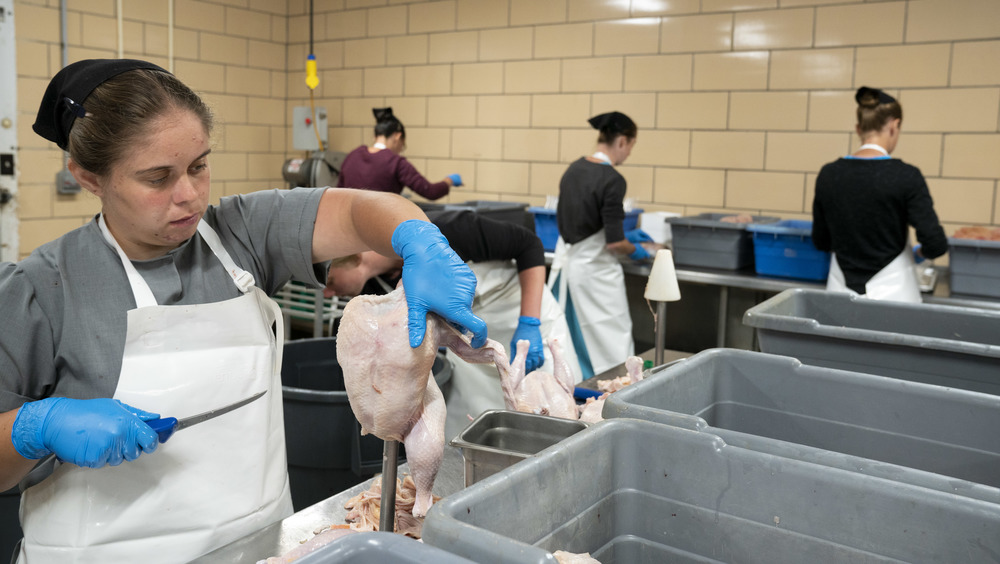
[145, 390, 267, 443]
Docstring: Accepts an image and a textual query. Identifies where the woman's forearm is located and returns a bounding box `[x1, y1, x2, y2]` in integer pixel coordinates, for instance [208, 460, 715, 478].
[0, 408, 37, 492]
[311, 188, 428, 262]
[517, 266, 546, 319]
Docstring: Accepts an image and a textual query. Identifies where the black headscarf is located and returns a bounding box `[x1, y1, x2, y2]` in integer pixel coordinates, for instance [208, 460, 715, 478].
[587, 111, 636, 136]
[33, 58, 169, 150]
[855, 86, 897, 106]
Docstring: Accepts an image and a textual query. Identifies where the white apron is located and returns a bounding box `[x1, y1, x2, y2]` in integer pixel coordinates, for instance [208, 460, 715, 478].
[827, 247, 921, 304]
[548, 230, 634, 378]
[18, 217, 293, 563]
[443, 261, 581, 439]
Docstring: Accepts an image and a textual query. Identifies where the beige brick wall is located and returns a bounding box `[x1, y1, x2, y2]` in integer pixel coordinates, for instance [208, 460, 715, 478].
[13, 0, 1000, 259]
[311, 0, 1000, 244]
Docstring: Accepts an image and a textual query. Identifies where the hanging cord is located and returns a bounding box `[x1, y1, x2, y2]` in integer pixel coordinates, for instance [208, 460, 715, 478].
[306, 0, 323, 152]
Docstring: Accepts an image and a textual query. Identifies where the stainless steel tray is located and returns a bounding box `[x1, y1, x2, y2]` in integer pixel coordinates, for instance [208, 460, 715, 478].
[449, 410, 589, 487]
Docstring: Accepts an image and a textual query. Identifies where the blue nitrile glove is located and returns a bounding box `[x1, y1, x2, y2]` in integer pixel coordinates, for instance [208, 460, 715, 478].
[913, 244, 926, 264]
[447, 174, 463, 187]
[629, 242, 652, 261]
[392, 219, 487, 348]
[510, 316, 544, 373]
[11, 398, 160, 468]
[624, 229, 654, 244]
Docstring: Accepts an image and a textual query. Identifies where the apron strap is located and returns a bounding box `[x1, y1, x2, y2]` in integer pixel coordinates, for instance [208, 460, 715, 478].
[196, 220, 256, 293]
[98, 214, 159, 308]
[99, 214, 257, 308]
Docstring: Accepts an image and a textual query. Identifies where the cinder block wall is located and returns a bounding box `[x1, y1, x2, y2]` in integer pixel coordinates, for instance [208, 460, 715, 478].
[14, 0, 1000, 260]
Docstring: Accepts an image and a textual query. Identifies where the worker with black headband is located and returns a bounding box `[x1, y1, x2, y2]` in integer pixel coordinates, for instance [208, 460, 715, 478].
[812, 86, 947, 303]
[336, 106, 461, 200]
[0, 59, 486, 563]
[548, 111, 644, 380]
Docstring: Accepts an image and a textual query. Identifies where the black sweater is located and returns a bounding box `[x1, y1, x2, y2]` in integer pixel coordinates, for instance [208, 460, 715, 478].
[812, 158, 947, 293]
[556, 158, 628, 244]
[360, 209, 545, 295]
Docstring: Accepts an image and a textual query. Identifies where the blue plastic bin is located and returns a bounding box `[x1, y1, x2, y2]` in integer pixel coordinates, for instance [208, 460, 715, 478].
[747, 219, 830, 281]
[529, 207, 642, 252]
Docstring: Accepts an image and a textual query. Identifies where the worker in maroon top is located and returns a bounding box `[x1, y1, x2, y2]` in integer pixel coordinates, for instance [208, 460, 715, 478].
[336, 107, 461, 201]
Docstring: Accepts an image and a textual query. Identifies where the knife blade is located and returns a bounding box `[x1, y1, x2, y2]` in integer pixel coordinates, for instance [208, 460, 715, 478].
[146, 390, 266, 443]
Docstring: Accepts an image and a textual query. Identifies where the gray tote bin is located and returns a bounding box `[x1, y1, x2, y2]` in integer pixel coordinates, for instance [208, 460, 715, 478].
[422, 420, 1000, 564]
[294, 532, 474, 564]
[667, 213, 780, 270]
[948, 236, 1000, 299]
[743, 288, 1000, 395]
[603, 348, 1000, 498]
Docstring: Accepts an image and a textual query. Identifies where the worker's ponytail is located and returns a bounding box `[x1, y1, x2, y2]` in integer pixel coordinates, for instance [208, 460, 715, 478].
[373, 107, 405, 141]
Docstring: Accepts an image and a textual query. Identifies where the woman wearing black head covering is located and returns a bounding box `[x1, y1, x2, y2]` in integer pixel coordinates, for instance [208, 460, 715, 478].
[548, 111, 643, 380]
[0, 59, 485, 563]
[336, 107, 461, 200]
[812, 87, 947, 303]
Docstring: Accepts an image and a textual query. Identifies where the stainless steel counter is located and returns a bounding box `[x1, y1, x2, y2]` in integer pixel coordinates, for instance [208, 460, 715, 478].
[190, 446, 467, 563]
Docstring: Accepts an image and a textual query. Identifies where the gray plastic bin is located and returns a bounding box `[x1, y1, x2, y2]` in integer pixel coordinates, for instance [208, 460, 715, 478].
[667, 213, 780, 270]
[603, 348, 1000, 498]
[449, 410, 589, 487]
[743, 288, 1000, 395]
[422, 419, 1000, 564]
[294, 531, 474, 563]
[948, 237, 1000, 298]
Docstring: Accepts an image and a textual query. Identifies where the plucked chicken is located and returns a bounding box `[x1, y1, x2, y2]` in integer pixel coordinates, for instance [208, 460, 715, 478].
[337, 287, 510, 517]
[502, 338, 578, 420]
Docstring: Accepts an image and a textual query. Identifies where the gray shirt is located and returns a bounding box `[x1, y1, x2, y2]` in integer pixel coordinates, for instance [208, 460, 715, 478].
[0, 187, 328, 412]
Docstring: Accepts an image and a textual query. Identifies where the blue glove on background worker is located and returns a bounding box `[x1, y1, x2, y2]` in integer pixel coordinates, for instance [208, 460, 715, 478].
[625, 228, 653, 260]
[392, 219, 487, 348]
[913, 244, 926, 264]
[11, 398, 160, 468]
[510, 316, 544, 373]
[625, 229, 653, 244]
[447, 174, 463, 187]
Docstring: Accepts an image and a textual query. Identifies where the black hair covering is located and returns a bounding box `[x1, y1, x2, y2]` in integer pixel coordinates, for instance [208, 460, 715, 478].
[855, 86, 897, 106]
[33, 58, 169, 150]
[587, 111, 635, 134]
[372, 107, 395, 122]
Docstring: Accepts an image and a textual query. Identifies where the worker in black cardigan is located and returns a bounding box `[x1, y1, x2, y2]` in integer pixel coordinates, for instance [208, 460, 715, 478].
[812, 86, 947, 303]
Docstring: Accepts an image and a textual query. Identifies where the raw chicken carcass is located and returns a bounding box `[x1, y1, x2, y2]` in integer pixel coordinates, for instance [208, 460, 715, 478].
[502, 338, 578, 420]
[580, 356, 645, 423]
[344, 474, 435, 538]
[337, 287, 510, 517]
[553, 550, 602, 564]
[577, 394, 608, 423]
[596, 356, 645, 393]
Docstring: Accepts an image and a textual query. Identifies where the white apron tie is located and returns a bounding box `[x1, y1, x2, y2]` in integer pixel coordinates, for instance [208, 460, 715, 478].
[19, 216, 293, 563]
[827, 247, 921, 304]
[547, 230, 634, 377]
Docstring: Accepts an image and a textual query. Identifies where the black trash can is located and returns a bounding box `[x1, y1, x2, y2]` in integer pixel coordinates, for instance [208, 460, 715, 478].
[280, 337, 452, 511]
[0, 486, 22, 562]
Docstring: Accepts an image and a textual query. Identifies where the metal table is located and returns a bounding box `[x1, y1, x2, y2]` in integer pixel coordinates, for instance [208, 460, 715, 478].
[190, 446, 466, 563]
[621, 260, 1000, 348]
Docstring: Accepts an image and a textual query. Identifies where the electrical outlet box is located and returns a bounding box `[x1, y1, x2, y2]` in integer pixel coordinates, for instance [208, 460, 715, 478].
[56, 169, 81, 194]
[293, 106, 328, 151]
